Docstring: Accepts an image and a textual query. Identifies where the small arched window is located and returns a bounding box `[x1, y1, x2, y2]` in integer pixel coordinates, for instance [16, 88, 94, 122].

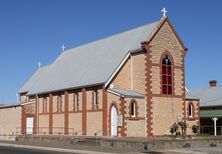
[188, 103, 193, 118]
[162, 55, 172, 95]
[130, 101, 136, 117]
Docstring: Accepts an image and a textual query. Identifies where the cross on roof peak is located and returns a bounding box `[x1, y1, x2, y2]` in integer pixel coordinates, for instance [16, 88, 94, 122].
[161, 8, 167, 17]
[61, 44, 66, 51]
[38, 62, 42, 68]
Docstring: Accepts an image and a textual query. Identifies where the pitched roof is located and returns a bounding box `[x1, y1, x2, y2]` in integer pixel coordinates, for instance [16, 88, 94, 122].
[185, 92, 199, 100]
[19, 65, 50, 93]
[19, 18, 165, 95]
[108, 89, 145, 98]
[188, 86, 222, 107]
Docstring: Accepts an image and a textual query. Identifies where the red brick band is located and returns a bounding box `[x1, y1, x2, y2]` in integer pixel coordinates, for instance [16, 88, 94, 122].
[64, 91, 69, 135]
[102, 86, 108, 136]
[82, 88, 87, 135]
[49, 94, 53, 134]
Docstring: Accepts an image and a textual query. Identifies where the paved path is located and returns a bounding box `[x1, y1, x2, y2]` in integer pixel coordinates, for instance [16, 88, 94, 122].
[1, 141, 221, 154]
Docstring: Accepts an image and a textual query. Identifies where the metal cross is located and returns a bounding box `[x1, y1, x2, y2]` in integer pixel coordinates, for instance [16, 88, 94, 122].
[38, 62, 42, 68]
[61, 44, 66, 51]
[161, 8, 167, 17]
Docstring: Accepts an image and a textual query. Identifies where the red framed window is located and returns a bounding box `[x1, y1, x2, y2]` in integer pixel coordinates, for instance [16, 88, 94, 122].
[162, 55, 172, 95]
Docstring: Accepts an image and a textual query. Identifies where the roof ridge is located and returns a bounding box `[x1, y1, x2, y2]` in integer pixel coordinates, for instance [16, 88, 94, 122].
[60, 19, 161, 56]
[190, 85, 222, 91]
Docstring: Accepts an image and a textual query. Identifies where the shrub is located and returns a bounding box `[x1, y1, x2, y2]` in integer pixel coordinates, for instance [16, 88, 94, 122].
[192, 125, 199, 134]
[178, 121, 188, 136]
[170, 122, 179, 136]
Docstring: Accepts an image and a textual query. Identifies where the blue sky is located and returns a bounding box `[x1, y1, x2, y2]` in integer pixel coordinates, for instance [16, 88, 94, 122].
[0, 0, 221, 103]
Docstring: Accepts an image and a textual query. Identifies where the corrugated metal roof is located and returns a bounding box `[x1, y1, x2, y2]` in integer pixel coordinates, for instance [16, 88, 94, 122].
[189, 86, 222, 107]
[185, 92, 199, 100]
[19, 65, 50, 93]
[21, 18, 162, 95]
[200, 110, 222, 117]
[108, 89, 145, 98]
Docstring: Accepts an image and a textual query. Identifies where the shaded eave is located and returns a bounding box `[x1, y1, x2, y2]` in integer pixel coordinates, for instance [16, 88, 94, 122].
[108, 89, 145, 99]
[26, 82, 105, 96]
[0, 104, 21, 109]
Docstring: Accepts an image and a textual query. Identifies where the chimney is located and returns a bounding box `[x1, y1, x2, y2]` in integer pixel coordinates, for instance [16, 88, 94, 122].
[209, 80, 217, 87]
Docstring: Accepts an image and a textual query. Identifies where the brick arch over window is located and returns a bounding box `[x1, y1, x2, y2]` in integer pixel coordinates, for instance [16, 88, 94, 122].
[160, 51, 174, 95]
[129, 99, 139, 118]
[187, 102, 195, 118]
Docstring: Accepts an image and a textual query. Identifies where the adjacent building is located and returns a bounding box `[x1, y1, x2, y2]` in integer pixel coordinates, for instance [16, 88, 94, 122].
[189, 80, 222, 136]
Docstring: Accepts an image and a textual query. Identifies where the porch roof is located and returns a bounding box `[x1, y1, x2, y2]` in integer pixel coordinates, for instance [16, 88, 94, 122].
[108, 89, 145, 99]
[200, 110, 222, 118]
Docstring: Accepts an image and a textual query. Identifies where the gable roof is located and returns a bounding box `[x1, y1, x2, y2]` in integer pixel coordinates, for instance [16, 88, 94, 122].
[19, 17, 184, 95]
[188, 86, 222, 107]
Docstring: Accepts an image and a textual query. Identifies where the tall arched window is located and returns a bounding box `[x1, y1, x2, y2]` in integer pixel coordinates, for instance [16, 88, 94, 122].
[188, 103, 193, 118]
[162, 55, 172, 95]
[131, 102, 136, 117]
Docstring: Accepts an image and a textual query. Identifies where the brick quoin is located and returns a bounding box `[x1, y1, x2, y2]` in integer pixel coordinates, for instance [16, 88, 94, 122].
[49, 94, 53, 134]
[142, 42, 153, 137]
[102, 86, 108, 136]
[64, 91, 69, 135]
[82, 88, 87, 135]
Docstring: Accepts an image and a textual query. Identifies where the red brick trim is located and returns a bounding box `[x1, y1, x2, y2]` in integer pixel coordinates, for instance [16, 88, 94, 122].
[102, 86, 108, 136]
[49, 94, 53, 134]
[52, 112, 65, 114]
[119, 97, 127, 137]
[142, 42, 153, 137]
[108, 102, 118, 136]
[33, 96, 37, 134]
[64, 91, 69, 135]
[21, 106, 26, 134]
[69, 110, 82, 113]
[82, 88, 87, 135]
[87, 109, 103, 112]
[125, 117, 145, 120]
[39, 113, 50, 115]
[151, 94, 183, 98]
[181, 52, 186, 135]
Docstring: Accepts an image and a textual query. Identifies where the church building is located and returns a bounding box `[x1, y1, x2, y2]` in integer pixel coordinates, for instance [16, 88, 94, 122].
[18, 15, 200, 138]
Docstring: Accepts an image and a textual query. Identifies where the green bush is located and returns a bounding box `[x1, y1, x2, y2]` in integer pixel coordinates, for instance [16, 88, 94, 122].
[192, 125, 199, 134]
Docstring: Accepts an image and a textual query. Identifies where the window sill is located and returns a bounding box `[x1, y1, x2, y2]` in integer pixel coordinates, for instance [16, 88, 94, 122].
[128, 117, 140, 121]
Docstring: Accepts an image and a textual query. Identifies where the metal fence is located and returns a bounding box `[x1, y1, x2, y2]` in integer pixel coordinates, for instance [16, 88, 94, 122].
[201, 126, 222, 135]
[16, 127, 75, 136]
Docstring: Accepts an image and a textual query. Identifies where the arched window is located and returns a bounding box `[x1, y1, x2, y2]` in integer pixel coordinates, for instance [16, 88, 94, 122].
[162, 55, 172, 95]
[188, 103, 193, 118]
[131, 102, 136, 117]
[130, 101, 137, 117]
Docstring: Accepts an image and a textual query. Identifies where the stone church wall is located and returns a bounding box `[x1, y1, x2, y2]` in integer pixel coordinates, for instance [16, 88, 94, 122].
[149, 20, 186, 136]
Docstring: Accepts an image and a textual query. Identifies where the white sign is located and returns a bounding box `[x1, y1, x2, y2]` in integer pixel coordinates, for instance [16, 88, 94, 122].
[177, 113, 183, 122]
[117, 115, 123, 126]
